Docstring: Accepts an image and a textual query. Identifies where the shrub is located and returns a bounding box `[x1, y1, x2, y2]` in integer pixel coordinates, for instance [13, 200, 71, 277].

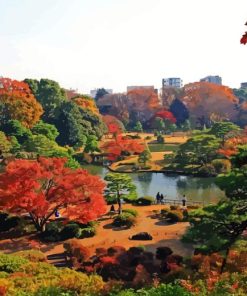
[113, 213, 137, 228]
[64, 239, 90, 264]
[13, 250, 47, 263]
[198, 164, 216, 176]
[0, 213, 20, 232]
[186, 205, 200, 210]
[60, 223, 80, 240]
[107, 246, 126, 257]
[145, 136, 152, 140]
[170, 205, 179, 210]
[134, 196, 154, 206]
[211, 159, 231, 174]
[156, 247, 173, 260]
[166, 210, 183, 223]
[35, 286, 75, 296]
[160, 209, 169, 217]
[122, 209, 138, 217]
[130, 232, 153, 241]
[0, 253, 29, 273]
[157, 135, 165, 144]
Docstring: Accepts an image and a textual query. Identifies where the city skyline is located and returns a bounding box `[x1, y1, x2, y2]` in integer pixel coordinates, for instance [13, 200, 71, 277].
[0, 0, 247, 93]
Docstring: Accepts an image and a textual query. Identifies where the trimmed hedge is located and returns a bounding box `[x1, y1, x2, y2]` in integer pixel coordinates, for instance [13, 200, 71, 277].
[113, 213, 137, 228]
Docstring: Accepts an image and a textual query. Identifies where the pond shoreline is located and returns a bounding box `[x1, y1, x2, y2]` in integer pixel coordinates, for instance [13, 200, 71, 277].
[107, 165, 216, 178]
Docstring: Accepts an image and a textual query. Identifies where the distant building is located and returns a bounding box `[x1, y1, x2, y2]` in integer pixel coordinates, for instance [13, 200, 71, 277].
[162, 78, 183, 88]
[200, 75, 222, 85]
[240, 82, 247, 88]
[127, 85, 155, 92]
[64, 88, 79, 100]
[90, 88, 113, 98]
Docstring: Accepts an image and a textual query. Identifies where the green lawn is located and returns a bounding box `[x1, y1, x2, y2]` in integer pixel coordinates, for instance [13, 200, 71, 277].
[148, 143, 179, 152]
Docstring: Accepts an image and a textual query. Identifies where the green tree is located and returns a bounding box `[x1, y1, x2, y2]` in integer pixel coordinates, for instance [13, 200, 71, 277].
[183, 199, 247, 273]
[25, 78, 67, 122]
[95, 88, 109, 101]
[138, 149, 151, 167]
[175, 135, 221, 166]
[84, 135, 99, 153]
[9, 136, 21, 153]
[209, 121, 241, 142]
[31, 120, 59, 141]
[133, 121, 143, 132]
[183, 150, 247, 273]
[0, 131, 11, 153]
[1, 120, 32, 144]
[23, 135, 60, 155]
[153, 117, 165, 131]
[104, 173, 137, 214]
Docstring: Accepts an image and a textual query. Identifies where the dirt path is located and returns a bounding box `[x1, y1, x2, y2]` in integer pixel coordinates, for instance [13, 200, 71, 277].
[0, 205, 193, 258]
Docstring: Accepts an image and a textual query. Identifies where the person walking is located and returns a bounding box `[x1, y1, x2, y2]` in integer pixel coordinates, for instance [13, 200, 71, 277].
[160, 193, 164, 204]
[182, 195, 187, 207]
[156, 192, 161, 204]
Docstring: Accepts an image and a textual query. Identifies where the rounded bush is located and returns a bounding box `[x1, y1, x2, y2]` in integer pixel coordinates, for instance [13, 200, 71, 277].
[0, 253, 29, 273]
[134, 196, 154, 206]
[156, 247, 173, 260]
[198, 164, 216, 176]
[122, 209, 138, 217]
[166, 210, 183, 223]
[113, 213, 137, 228]
[170, 205, 179, 211]
[13, 250, 47, 263]
[211, 159, 231, 174]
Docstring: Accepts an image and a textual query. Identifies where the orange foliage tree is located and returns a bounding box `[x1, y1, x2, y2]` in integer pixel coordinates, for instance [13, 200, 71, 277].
[72, 95, 99, 115]
[101, 134, 145, 161]
[0, 157, 106, 232]
[0, 77, 43, 128]
[102, 115, 125, 137]
[127, 88, 160, 122]
[218, 129, 247, 158]
[182, 82, 239, 126]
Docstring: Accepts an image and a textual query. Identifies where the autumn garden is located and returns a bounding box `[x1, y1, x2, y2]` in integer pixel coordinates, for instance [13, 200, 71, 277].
[0, 76, 246, 296]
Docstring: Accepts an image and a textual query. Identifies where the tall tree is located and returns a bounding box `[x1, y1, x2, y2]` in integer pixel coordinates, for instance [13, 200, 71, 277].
[0, 77, 43, 128]
[72, 95, 100, 115]
[25, 78, 66, 122]
[169, 98, 189, 125]
[104, 173, 137, 214]
[0, 157, 106, 232]
[181, 82, 239, 127]
[209, 122, 241, 142]
[175, 135, 221, 166]
[95, 88, 109, 101]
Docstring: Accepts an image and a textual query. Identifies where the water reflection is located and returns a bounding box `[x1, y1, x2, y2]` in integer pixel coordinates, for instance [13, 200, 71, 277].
[83, 165, 225, 204]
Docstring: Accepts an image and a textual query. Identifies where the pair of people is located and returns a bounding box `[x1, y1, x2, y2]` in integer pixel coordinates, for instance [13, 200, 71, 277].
[156, 192, 165, 204]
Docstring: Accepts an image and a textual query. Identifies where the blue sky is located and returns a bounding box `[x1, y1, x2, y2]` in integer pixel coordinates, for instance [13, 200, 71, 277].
[0, 0, 247, 93]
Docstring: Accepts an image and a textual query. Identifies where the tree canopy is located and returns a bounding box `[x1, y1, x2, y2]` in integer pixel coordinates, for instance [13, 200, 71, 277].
[104, 173, 137, 213]
[0, 157, 106, 232]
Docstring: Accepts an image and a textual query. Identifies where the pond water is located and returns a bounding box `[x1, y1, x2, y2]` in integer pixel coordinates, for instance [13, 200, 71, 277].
[83, 165, 225, 204]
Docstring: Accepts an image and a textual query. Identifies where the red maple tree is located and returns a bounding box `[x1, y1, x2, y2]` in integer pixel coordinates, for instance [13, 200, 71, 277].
[102, 115, 125, 137]
[154, 109, 177, 123]
[0, 157, 106, 232]
[101, 134, 145, 161]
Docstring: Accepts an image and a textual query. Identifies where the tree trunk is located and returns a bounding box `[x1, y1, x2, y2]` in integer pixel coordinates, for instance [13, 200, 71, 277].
[117, 192, 122, 214]
[220, 247, 230, 274]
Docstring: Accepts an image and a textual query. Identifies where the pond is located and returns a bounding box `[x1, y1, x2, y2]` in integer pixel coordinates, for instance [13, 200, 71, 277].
[83, 165, 225, 204]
